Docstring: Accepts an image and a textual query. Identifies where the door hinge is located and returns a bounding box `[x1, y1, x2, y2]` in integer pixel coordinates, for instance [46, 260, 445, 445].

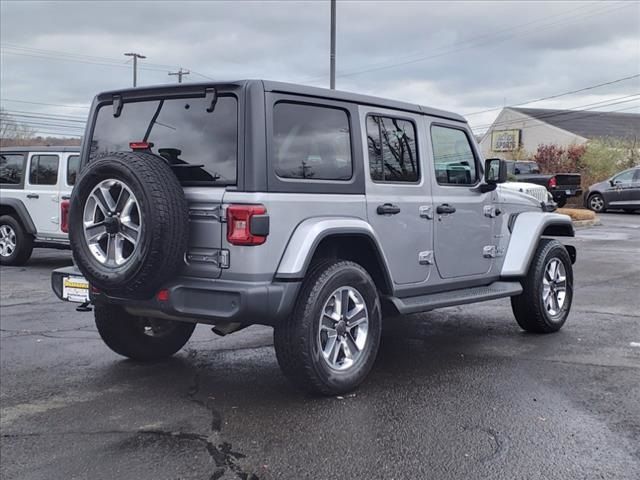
[419, 206, 433, 220]
[483, 245, 497, 258]
[186, 249, 230, 268]
[418, 250, 434, 265]
[189, 205, 226, 222]
[484, 205, 497, 218]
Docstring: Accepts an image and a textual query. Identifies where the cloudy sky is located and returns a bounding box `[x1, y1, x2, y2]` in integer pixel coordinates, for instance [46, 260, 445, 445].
[1, 0, 639, 138]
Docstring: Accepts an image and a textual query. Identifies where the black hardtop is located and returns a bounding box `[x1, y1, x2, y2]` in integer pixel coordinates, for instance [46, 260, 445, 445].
[94, 79, 467, 123]
[0, 146, 80, 153]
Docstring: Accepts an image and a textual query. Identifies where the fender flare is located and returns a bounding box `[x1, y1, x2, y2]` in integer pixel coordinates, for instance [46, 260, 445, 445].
[501, 212, 574, 277]
[0, 197, 37, 234]
[275, 217, 393, 286]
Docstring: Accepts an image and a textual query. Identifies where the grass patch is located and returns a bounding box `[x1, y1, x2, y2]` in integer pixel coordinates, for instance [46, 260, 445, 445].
[557, 208, 596, 221]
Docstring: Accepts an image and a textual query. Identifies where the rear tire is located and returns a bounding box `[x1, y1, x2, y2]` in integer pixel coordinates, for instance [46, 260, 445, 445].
[587, 193, 605, 213]
[0, 215, 33, 266]
[511, 239, 573, 333]
[94, 303, 195, 361]
[555, 197, 567, 208]
[274, 260, 382, 395]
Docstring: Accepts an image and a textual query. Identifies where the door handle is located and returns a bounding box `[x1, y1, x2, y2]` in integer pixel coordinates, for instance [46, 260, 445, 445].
[26, 193, 40, 199]
[436, 204, 456, 214]
[61, 195, 71, 200]
[377, 203, 401, 215]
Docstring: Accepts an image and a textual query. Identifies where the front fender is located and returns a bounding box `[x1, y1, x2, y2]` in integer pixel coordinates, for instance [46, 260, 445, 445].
[502, 212, 574, 277]
[275, 217, 391, 281]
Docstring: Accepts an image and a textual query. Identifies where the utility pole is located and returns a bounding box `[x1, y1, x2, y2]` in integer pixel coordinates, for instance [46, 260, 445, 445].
[330, 0, 336, 90]
[124, 52, 146, 87]
[168, 68, 190, 83]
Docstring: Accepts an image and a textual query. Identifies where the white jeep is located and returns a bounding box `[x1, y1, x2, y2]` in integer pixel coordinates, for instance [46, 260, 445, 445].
[0, 146, 80, 265]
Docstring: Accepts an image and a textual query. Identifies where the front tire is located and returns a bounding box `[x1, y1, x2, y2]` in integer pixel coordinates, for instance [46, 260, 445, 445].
[587, 193, 605, 213]
[95, 303, 195, 361]
[511, 239, 573, 333]
[274, 260, 382, 395]
[0, 215, 33, 266]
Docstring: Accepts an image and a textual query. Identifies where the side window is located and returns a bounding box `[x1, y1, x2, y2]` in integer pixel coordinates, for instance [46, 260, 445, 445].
[431, 126, 478, 185]
[29, 155, 59, 185]
[67, 155, 80, 186]
[0, 153, 25, 185]
[613, 170, 634, 185]
[273, 102, 352, 180]
[366, 116, 419, 182]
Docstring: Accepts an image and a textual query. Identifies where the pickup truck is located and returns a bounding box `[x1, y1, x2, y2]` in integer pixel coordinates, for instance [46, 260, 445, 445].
[505, 160, 582, 207]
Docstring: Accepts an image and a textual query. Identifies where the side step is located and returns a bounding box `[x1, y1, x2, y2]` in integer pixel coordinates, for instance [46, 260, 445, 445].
[388, 281, 523, 315]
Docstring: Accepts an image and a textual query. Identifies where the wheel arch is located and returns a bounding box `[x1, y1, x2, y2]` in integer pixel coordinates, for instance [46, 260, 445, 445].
[275, 217, 394, 295]
[0, 198, 37, 234]
[502, 212, 575, 277]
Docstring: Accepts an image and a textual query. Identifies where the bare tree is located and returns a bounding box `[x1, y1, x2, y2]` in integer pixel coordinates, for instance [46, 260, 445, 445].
[0, 108, 36, 146]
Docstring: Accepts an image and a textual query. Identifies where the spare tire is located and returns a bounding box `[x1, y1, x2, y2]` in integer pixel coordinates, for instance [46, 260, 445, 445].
[69, 152, 188, 299]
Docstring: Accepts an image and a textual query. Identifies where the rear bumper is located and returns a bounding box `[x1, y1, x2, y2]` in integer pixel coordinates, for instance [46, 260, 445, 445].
[52, 267, 300, 327]
[551, 188, 582, 200]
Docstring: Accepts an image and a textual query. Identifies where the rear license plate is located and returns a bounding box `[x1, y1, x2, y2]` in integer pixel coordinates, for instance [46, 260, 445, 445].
[565, 189, 572, 195]
[62, 276, 89, 303]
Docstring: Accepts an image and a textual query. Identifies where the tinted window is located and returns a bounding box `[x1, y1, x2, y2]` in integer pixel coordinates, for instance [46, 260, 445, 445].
[67, 155, 80, 185]
[515, 162, 540, 174]
[0, 153, 25, 184]
[29, 155, 59, 185]
[613, 170, 635, 184]
[273, 102, 352, 180]
[431, 126, 478, 185]
[367, 116, 419, 182]
[91, 96, 238, 185]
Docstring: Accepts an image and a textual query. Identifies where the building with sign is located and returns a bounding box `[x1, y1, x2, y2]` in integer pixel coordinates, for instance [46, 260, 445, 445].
[478, 107, 640, 159]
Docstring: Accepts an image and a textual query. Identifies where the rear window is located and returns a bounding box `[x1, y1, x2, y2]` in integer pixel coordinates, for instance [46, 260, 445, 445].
[67, 155, 80, 185]
[515, 162, 540, 174]
[273, 102, 352, 180]
[0, 153, 25, 185]
[90, 96, 238, 185]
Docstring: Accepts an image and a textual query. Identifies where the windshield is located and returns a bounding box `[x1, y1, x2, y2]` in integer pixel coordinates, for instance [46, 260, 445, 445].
[89, 95, 238, 185]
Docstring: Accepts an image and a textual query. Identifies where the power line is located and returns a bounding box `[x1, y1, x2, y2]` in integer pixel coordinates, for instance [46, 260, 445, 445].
[0, 98, 90, 110]
[464, 74, 640, 117]
[1, 110, 87, 121]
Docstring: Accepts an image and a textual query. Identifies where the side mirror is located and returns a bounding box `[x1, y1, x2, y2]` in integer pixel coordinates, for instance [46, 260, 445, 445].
[485, 158, 507, 184]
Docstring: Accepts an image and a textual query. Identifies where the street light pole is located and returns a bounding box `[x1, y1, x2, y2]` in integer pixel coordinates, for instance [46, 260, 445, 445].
[124, 52, 146, 87]
[330, 0, 336, 90]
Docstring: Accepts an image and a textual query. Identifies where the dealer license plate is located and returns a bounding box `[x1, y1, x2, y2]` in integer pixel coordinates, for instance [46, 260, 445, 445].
[62, 276, 89, 303]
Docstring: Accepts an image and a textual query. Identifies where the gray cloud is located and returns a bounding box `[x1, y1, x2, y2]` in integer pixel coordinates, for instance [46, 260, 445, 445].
[1, 0, 638, 136]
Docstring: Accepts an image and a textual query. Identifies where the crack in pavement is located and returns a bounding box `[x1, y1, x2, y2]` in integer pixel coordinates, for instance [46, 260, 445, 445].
[185, 350, 259, 480]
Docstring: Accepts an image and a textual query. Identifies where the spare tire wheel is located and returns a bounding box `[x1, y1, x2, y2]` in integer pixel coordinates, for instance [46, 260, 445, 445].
[69, 152, 189, 298]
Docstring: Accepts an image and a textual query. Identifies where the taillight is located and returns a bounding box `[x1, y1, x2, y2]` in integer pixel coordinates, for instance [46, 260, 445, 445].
[61, 200, 70, 233]
[129, 141, 153, 151]
[548, 177, 557, 189]
[226, 205, 267, 246]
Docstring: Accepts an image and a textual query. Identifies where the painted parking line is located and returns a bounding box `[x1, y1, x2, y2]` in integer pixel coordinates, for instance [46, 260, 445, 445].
[630, 342, 640, 348]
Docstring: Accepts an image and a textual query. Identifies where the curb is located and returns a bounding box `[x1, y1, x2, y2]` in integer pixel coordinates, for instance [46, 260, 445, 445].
[573, 217, 600, 228]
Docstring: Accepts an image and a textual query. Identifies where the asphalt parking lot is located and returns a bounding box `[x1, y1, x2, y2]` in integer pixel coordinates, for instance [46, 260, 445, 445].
[1, 212, 639, 480]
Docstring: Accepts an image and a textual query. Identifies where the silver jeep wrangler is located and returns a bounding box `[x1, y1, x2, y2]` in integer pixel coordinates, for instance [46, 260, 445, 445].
[52, 80, 575, 395]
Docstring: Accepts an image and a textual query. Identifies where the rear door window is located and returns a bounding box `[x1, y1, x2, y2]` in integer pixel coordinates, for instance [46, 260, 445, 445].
[272, 102, 352, 180]
[0, 153, 25, 185]
[29, 155, 59, 185]
[431, 126, 478, 185]
[90, 96, 238, 185]
[366, 115, 419, 183]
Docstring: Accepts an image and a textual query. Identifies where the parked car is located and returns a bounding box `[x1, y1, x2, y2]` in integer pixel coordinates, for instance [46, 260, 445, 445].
[0, 146, 80, 265]
[51, 80, 576, 395]
[504, 160, 582, 207]
[584, 167, 640, 213]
